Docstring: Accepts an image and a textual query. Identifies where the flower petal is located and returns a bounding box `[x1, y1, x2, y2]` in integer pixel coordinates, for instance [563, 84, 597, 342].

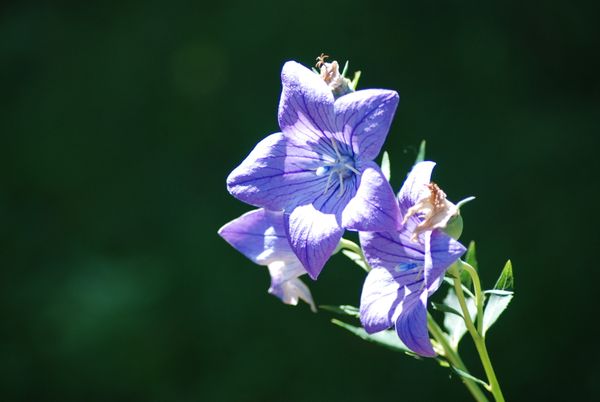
[397, 161, 435, 215]
[334, 89, 399, 161]
[395, 289, 436, 357]
[285, 204, 343, 279]
[278, 61, 337, 155]
[268, 260, 316, 312]
[360, 267, 401, 333]
[425, 230, 466, 292]
[218, 208, 294, 265]
[342, 162, 400, 231]
[226, 133, 328, 211]
[359, 229, 425, 272]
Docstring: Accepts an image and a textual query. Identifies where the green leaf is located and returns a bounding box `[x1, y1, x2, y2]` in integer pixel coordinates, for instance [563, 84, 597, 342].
[494, 260, 514, 291]
[431, 302, 463, 318]
[415, 140, 426, 164]
[381, 151, 391, 181]
[465, 241, 478, 271]
[320, 305, 360, 318]
[461, 241, 478, 288]
[443, 287, 477, 349]
[331, 319, 417, 356]
[451, 366, 490, 389]
[341, 249, 369, 272]
[482, 260, 514, 336]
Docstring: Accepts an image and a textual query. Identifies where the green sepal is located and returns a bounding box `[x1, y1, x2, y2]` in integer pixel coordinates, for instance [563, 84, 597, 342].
[443, 214, 463, 240]
[381, 151, 391, 181]
[350, 70, 361, 90]
[320, 305, 360, 318]
[341, 60, 349, 77]
[341, 250, 369, 272]
[331, 319, 418, 357]
[482, 260, 514, 336]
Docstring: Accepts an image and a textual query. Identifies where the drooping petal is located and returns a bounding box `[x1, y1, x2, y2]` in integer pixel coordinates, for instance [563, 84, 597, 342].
[278, 61, 337, 156]
[226, 133, 329, 211]
[285, 204, 343, 279]
[334, 89, 399, 161]
[425, 229, 466, 292]
[360, 267, 401, 333]
[397, 161, 435, 215]
[268, 260, 316, 312]
[218, 208, 294, 265]
[395, 289, 436, 357]
[342, 162, 400, 231]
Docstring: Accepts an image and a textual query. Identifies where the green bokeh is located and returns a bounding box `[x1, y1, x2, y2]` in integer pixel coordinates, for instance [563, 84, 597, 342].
[1, 1, 598, 401]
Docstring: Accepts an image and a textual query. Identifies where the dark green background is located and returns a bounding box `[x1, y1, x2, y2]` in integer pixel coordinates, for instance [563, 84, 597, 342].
[2, 1, 598, 401]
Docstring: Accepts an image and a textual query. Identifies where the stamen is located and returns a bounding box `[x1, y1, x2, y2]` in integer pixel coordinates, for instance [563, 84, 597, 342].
[338, 171, 344, 196]
[344, 163, 360, 175]
[323, 170, 334, 195]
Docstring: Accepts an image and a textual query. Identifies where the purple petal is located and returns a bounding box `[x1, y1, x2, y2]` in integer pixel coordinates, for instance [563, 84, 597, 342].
[397, 161, 435, 215]
[218, 209, 294, 265]
[226, 133, 329, 211]
[342, 162, 400, 231]
[425, 230, 466, 292]
[334, 89, 399, 161]
[395, 289, 436, 357]
[278, 61, 338, 156]
[268, 260, 316, 312]
[359, 230, 425, 272]
[360, 267, 401, 333]
[285, 204, 343, 279]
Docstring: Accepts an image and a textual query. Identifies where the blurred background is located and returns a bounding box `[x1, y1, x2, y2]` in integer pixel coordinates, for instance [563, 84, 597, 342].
[1, 1, 599, 401]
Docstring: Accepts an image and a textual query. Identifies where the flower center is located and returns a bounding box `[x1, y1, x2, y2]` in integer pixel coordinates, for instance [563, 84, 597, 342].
[402, 182, 459, 241]
[315, 138, 360, 197]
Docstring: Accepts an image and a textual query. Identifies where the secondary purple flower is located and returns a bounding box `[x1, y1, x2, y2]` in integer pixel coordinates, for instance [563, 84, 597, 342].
[218, 208, 316, 312]
[227, 60, 401, 279]
[359, 162, 466, 357]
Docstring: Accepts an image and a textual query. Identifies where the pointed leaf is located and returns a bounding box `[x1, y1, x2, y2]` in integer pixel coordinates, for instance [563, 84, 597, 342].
[431, 302, 463, 318]
[451, 366, 490, 388]
[443, 288, 477, 349]
[494, 260, 514, 291]
[320, 305, 360, 318]
[414, 140, 426, 164]
[482, 260, 514, 336]
[381, 151, 391, 181]
[331, 319, 417, 356]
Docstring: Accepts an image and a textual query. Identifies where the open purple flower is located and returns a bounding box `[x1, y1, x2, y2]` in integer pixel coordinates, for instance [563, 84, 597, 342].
[359, 162, 466, 357]
[218, 208, 316, 311]
[227, 60, 400, 279]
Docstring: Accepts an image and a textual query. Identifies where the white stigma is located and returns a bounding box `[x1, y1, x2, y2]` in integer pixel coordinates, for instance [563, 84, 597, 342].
[315, 138, 360, 197]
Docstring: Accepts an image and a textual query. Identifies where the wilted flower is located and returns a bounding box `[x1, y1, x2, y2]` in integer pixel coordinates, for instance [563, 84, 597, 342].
[359, 162, 466, 356]
[227, 60, 400, 279]
[218, 208, 316, 311]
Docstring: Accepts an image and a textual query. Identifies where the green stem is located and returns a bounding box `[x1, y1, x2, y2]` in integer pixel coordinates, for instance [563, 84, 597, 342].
[452, 269, 505, 402]
[461, 261, 484, 335]
[427, 315, 489, 402]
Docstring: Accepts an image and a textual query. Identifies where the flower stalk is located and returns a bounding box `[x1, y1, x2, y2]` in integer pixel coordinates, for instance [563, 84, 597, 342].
[451, 263, 506, 402]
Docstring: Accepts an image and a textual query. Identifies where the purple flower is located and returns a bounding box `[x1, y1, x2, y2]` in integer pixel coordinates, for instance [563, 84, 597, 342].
[359, 162, 466, 357]
[227, 61, 401, 279]
[218, 208, 316, 311]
